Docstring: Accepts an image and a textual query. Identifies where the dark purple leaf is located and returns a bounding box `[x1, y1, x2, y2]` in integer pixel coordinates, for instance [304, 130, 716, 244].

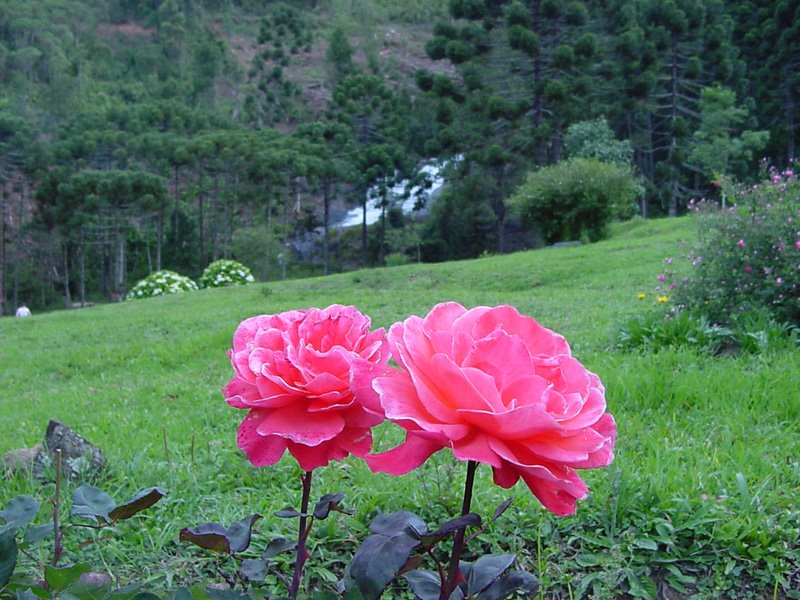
[491, 498, 514, 522]
[226, 514, 261, 553]
[368, 511, 427, 539]
[262, 537, 296, 559]
[349, 532, 421, 600]
[403, 570, 441, 600]
[179, 523, 231, 553]
[467, 554, 516, 596]
[314, 493, 347, 519]
[0, 496, 39, 531]
[475, 570, 539, 600]
[427, 514, 482, 538]
[109, 488, 166, 521]
[240, 558, 269, 582]
[0, 526, 17, 588]
[71, 486, 116, 523]
[274, 508, 302, 519]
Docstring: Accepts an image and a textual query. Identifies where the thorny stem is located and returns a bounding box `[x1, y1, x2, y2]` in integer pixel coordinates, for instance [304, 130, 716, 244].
[440, 461, 478, 600]
[52, 449, 64, 567]
[288, 470, 313, 599]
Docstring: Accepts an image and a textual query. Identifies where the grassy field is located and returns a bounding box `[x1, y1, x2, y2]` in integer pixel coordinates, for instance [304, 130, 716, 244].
[2, 217, 799, 599]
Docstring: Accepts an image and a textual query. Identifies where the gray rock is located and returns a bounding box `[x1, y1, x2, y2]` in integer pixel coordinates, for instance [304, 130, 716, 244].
[4, 420, 105, 480]
[33, 420, 106, 479]
[3, 444, 42, 473]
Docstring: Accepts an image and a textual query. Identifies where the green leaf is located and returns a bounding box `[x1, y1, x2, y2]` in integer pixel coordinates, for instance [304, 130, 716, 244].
[65, 572, 113, 600]
[14, 589, 40, 600]
[44, 563, 91, 591]
[71, 486, 116, 523]
[204, 589, 251, 600]
[308, 593, 339, 600]
[274, 508, 302, 519]
[161, 588, 194, 600]
[0, 526, 18, 588]
[632, 538, 658, 551]
[0, 496, 39, 531]
[108, 488, 166, 521]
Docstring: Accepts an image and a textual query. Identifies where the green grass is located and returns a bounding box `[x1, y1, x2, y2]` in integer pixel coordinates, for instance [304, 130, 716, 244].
[2, 216, 799, 599]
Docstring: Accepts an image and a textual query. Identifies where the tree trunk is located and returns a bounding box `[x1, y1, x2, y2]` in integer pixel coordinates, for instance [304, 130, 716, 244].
[323, 179, 330, 276]
[62, 241, 71, 307]
[668, 33, 679, 218]
[156, 206, 163, 270]
[79, 227, 86, 307]
[0, 184, 6, 316]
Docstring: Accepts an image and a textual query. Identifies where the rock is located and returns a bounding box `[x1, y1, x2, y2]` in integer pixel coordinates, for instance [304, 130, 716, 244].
[33, 420, 106, 480]
[3, 444, 42, 473]
[4, 420, 105, 480]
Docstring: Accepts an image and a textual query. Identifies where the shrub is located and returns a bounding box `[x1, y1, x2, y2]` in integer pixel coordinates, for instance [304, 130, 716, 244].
[510, 158, 640, 244]
[672, 167, 800, 325]
[126, 270, 198, 300]
[199, 259, 256, 288]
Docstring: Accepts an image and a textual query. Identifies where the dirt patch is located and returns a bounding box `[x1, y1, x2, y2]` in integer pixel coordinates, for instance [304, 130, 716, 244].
[96, 22, 155, 38]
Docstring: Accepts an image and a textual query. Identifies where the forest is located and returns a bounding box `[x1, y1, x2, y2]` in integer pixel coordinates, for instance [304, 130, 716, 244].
[0, 0, 798, 313]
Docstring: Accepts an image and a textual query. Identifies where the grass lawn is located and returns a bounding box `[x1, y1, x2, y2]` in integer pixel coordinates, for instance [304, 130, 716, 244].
[2, 216, 799, 599]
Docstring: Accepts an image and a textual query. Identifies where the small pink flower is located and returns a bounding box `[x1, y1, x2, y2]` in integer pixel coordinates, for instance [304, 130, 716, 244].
[795, 241, 800, 250]
[776, 277, 784, 285]
[224, 305, 389, 471]
[785, 170, 794, 177]
[745, 265, 752, 272]
[657, 274, 666, 282]
[737, 239, 746, 248]
[359, 302, 616, 517]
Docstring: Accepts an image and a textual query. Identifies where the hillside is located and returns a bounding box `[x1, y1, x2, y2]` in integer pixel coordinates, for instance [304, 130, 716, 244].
[3, 216, 800, 598]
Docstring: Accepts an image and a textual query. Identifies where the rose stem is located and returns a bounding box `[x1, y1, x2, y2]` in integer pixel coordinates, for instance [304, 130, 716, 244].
[52, 449, 64, 566]
[440, 460, 477, 600]
[288, 470, 313, 599]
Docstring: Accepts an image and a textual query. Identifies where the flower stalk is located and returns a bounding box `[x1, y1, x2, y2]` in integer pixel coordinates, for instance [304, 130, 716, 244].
[289, 470, 313, 599]
[440, 460, 477, 600]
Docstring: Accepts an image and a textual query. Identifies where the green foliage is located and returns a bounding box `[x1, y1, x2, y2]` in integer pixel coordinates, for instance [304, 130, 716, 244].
[199, 260, 256, 289]
[126, 270, 198, 300]
[511, 158, 640, 244]
[689, 85, 769, 182]
[672, 169, 800, 325]
[564, 118, 633, 165]
[326, 27, 354, 79]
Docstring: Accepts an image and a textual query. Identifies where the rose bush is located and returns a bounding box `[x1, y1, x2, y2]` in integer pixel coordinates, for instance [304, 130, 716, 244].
[359, 302, 616, 516]
[223, 304, 389, 471]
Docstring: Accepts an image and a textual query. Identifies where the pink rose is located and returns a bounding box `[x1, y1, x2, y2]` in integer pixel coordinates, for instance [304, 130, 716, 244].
[359, 302, 615, 516]
[223, 305, 389, 471]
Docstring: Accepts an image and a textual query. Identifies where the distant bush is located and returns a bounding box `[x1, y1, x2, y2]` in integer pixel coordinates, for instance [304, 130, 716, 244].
[510, 158, 640, 244]
[126, 270, 198, 300]
[672, 167, 800, 325]
[564, 118, 633, 166]
[199, 259, 256, 288]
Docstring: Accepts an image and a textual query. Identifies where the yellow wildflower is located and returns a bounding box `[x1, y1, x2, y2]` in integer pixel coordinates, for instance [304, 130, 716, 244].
[657, 296, 669, 303]
[637, 293, 646, 300]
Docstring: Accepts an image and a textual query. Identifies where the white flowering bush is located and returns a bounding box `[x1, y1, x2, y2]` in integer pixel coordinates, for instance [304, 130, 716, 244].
[126, 270, 199, 300]
[199, 259, 256, 288]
